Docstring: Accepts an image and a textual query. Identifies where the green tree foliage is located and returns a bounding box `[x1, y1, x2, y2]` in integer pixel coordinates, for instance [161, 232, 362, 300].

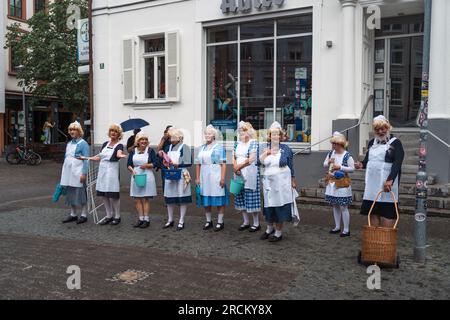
[5, 0, 88, 117]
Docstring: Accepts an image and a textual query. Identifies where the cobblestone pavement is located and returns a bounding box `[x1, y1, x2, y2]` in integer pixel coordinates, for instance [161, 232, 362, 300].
[0, 160, 449, 299]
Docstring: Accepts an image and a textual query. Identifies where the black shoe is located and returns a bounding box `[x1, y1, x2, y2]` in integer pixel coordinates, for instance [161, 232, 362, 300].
[268, 234, 283, 242]
[260, 229, 275, 240]
[213, 222, 224, 232]
[62, 215, 78, 223]
[99, 217, 114, 225]
[133, 220, 144, 228]
[203, 221, 213, 230]
[249, 225, 261, 233]
[176, 223, 185, 231]
[340, 231, 350, 237]
[163, 221, 174, 229]
[111, 218, 121, 226]
[139, 221, 150, 228]
[76, 216, 88, 224]
[329, 228, 341, 234]
[238, 224, 250, 231]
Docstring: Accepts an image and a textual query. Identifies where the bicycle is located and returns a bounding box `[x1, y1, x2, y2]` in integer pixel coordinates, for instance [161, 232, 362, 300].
[6, 144, 42, 165]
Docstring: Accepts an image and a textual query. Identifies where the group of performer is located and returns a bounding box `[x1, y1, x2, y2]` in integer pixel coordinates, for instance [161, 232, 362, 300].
[59, 115, 404, 242]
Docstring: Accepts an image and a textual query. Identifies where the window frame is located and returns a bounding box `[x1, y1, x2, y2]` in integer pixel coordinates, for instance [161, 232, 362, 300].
[139, 35, 167, 103]
[205, 12, 313, 147]
[8, 0, 26, 22]
[33, 0, 48, 14]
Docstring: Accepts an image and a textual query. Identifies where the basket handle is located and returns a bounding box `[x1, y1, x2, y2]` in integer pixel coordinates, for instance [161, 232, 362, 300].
[367, 190, 400, 229]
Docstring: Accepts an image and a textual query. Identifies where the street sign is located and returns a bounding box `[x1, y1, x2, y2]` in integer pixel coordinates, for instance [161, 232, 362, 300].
[77, 19, 89, 63]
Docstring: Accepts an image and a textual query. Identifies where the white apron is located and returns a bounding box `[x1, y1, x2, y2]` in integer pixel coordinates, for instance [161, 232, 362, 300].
[363, 137, 399, 203]
[198, 143, 225, 197]
[130, 147, 157, 197]
[164, 143, 192, 198]
[60, 139, 84, 188]
[325, 151, 353, 198]
[96, 142, 121, 193]
[234, 140, 258, 191]
[261, 152, 293, 208]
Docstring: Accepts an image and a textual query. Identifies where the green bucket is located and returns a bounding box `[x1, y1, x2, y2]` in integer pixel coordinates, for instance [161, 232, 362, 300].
[134, 174, 147, 188]
[230, 177, 245, 195]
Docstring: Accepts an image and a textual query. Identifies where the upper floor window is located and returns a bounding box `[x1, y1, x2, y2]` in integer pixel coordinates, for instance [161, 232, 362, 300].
[9, 0, 25, 20]
[121, 31, 179, 104]
[143, 37, 166, 100]
[34, 0, 47, 13]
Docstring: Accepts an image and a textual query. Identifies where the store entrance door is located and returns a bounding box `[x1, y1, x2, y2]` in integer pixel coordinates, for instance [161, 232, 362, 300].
[373, 15, 424, 128]
[386, 36, 423, 127]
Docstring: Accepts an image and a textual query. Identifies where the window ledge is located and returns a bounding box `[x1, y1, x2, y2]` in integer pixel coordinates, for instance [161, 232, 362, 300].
[126, 100, 174, 109]
[7, 16, 27, 23]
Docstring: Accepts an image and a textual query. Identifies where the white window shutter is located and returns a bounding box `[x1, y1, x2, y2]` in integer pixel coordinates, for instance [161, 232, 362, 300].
[166, 31, 180, 102]
[122, 38, 136, 104]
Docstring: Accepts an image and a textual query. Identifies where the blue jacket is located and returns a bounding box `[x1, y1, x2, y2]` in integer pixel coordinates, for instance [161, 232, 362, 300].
[260, 143, 295, 177]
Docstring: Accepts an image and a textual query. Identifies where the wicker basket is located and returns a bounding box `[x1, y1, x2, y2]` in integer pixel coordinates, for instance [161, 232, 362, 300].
[361, 190, 400, 266]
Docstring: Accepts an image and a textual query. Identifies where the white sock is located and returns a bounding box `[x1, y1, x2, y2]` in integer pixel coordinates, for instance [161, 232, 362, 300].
[205, 212, 212, 222]
[111, 198, 121, 219]
[179, 205, 187, 224]
[103, 198, 113, 218]
[217, 213, 224, 224]
[81, 205, 87, 217]
[332, 205, 341, 231]
[241, 211, 249, 226]
[275, 230, 282, 237]
[167, 205, 175, 222]
[144, 216, 150, 222]
[139, 216, 144, 221]
[266, 225, 274, 234]
[341, 206, 350, 233]
[70, 206, 77, 217]
[252, 213, 260, 227]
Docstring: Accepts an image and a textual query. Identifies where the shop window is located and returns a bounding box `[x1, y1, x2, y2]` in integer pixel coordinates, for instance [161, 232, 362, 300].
[206, 13, 313, 143]
[9, 0, 25, 20]
[277, 14, 312, 36]
[207, 25, 238, 44]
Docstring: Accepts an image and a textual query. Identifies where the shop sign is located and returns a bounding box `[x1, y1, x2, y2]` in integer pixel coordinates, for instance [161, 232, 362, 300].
[221, 0, 285, 14]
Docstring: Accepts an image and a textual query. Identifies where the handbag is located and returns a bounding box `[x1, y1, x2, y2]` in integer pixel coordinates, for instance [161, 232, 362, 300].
[325, 151, 352, 188]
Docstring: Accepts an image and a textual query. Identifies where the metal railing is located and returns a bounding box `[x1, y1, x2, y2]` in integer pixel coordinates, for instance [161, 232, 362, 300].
[293, 94, 374, 156]
[57, 128, 69, 142]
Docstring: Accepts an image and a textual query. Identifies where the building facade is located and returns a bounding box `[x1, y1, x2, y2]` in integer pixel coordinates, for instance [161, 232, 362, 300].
[1, 0, 76, 156]
[91, 0, 450, 185]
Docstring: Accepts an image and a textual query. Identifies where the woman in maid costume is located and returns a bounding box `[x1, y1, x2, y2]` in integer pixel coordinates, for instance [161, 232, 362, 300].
[162, 128, 193, 231]
[195, 125, 229, 231]
[60, 121, 90, 224]
[232, 121, 261, 232]
[323, 132, 355, 237]
[356, 115, 404, 227]
[259, 122, 297, 242]
[79, 124, 127, 225]
[127, 132, 158, 228]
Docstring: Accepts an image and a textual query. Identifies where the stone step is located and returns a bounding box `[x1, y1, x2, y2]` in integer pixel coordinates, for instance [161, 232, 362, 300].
[297, 196, 450, 218]
[349, 170, 436, 185]
[357, 154, 420, 165]
[302, 187, 450, 208]
[314, 181, 450, 197]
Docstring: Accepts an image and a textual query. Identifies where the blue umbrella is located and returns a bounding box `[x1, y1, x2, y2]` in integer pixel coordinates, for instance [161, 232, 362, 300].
[120, 118, 149, 132]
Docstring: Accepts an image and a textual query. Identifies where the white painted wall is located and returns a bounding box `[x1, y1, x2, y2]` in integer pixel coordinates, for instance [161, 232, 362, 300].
[92, 0, 351, 151]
